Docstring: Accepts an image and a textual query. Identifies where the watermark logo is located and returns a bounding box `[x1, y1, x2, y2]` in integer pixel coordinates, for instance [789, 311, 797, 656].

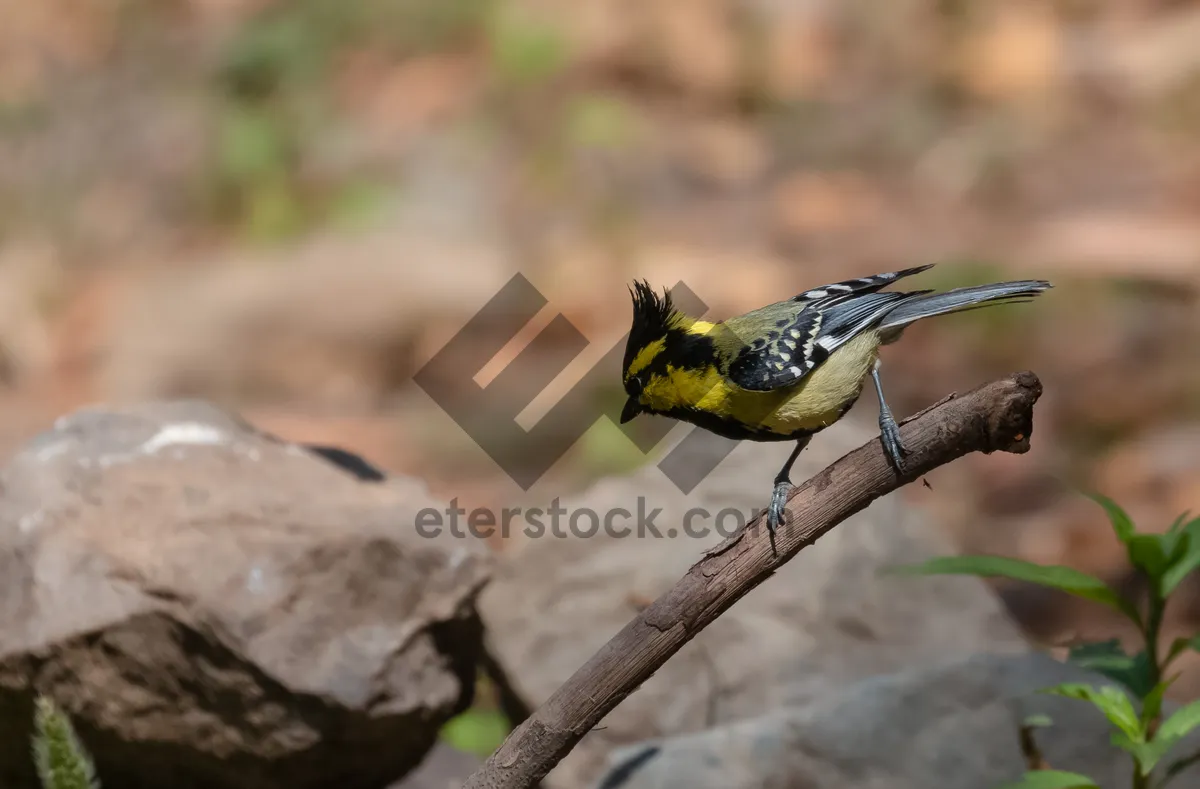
[415, 498, 763, 541]
[414, 274, 738, 492]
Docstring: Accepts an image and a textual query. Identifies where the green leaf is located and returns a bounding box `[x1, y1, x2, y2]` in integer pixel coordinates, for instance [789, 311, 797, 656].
[1093, 692, 1200, 777]
[894, 555, 1139, 624]
[1126, 534, 1173, 581]
[1155, 700, 1200, 752]
[1168, 511, 1194, 534]
[1043, 683, 1144, 741]
[997, 770, 1099, 789]
[1090, 493, 1136, 543]
[1168, 636, 1200, 665]
[1142, 679, 1174, 727]
[1161, 518, 1200, 596]
[1066, 640, 1156, 698]
[1111, 731, 1170, 777]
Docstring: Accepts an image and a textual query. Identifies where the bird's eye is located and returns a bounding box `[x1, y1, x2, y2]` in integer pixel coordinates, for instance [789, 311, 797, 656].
[627, 377, 644, 396]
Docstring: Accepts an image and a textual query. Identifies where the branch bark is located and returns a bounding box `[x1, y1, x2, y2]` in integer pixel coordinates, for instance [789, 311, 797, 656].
[462, 371, 1044, 789]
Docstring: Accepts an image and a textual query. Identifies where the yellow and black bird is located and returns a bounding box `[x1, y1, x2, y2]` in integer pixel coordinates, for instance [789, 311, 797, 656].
[619, 264, 1051, 550]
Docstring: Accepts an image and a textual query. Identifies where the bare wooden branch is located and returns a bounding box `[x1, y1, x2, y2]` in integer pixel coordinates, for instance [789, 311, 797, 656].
[462, 371, 1044, 789]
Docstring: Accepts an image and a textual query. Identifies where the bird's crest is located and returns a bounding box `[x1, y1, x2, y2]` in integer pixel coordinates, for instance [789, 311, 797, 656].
[624, 280, 688, 374]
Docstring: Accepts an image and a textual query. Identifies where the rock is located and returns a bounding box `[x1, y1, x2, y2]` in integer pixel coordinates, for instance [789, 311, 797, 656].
[479, 418, 1030, 789]
[0, 401, 491, 789]
[99, 227, 513, 408]
[592, 652, 1200, 789]
[391, 742, 482, 789]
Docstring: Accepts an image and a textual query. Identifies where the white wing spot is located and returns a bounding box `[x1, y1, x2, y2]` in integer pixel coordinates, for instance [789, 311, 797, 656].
[779, 352, 790, 361]
[789, 329, 801, 338]
[804, 312, 823, 356]
[789, 366, 803, 376]
[826, 283, 854, 292]
[782, 338, 796, 349]
[774, 362, 784, 370]
[804, 289, 828, 299]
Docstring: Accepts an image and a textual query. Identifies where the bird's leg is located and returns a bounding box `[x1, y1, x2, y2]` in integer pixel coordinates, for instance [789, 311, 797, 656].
[766, 437, 810, 556]
[871, 359, 908, 474]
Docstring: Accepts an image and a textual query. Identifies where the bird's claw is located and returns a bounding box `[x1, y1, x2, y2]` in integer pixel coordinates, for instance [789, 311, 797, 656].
[880, 417, 909, 474]
[766, 480, 791, 556]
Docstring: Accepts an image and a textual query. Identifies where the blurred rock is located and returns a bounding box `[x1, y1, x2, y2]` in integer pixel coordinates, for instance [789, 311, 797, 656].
[592, 652, 1200, 789]
[480, 419, 1029, 789]
[0, 401, 491, 789]
[391, 742, 482, 789]
[239, 406, 416, 478]
[99, 229, 513, 407]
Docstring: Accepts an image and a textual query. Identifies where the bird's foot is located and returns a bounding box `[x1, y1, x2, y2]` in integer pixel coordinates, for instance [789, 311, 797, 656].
[879, 415, 909, 474]
[765, 479, 791, 556]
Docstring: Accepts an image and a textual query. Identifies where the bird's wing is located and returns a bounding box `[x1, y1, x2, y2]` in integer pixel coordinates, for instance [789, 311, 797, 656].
[789, 264, 934, 303]
[723, 290, 920, 392]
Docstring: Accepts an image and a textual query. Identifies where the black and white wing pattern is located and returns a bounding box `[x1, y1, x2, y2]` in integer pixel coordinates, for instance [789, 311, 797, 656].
[790, 264, 933, 303]
[723, 267, 933, 392]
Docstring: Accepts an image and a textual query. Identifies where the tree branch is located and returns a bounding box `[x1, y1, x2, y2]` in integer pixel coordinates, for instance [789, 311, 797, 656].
[462, 371, 1044, 789]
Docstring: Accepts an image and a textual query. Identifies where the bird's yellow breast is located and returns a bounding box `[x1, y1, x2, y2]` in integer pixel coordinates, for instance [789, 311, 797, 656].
[643, 331, 882, 437]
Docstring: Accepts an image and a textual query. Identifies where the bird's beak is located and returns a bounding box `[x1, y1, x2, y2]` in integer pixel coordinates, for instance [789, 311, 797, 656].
[620, 397, 643, 424]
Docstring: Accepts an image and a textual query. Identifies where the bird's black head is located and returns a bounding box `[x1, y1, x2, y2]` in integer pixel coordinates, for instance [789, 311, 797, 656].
[621, 280, 685, 423]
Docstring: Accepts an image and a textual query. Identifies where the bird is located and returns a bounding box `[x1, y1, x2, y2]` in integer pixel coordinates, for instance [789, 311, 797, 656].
[618, 264, 1051, 554]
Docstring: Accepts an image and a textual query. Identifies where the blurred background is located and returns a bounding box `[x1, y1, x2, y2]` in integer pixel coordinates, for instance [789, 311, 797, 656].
[5, 0, 1200, 750]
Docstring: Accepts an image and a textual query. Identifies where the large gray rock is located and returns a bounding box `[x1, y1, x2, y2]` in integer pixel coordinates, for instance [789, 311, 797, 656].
[392, 742, 482, 789]
[480, 417, 1030, 789]
[592, 652, 1200, 789]
[0, 401, 491, 789]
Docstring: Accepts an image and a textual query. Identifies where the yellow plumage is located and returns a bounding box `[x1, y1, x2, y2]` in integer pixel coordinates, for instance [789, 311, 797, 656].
[641, 331, 881, 436]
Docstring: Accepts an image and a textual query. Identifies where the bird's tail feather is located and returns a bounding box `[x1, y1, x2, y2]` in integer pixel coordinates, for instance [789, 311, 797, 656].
[879, 280, 1052, 331]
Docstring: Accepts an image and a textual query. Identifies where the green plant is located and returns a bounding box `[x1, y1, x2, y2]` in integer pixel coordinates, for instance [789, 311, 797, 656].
[32, 695, 99, 789]
[897, 495, 1200, 789]
[439, 674, 512, 758]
